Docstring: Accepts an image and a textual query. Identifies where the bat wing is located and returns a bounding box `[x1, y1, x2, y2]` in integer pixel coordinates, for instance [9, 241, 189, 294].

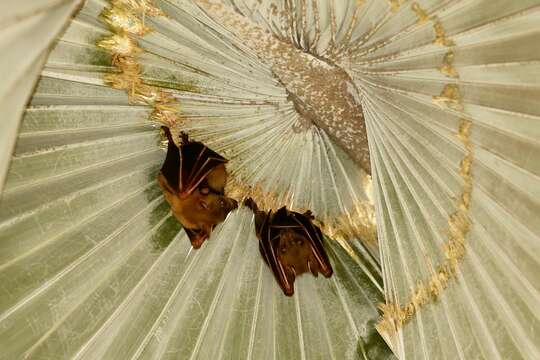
[291, 211, 333, 278]
[159, 127, 181, 192]
[179, 141, 228, 197]
[255, 210, 272, 265]
[159, 127, 228, 197]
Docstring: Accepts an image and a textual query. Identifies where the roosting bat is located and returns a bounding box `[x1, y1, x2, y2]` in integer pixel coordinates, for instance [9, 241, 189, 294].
[244, 198, 333, 296]
[157, 127, 238, 248]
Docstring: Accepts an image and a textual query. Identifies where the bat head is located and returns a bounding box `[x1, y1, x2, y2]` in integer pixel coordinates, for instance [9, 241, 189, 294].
[157, 173, 238, 248]
[277, 228, 321, 276]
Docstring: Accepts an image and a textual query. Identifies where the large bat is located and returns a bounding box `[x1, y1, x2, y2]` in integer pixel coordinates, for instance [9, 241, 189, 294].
[245, 198, 333, 296]
[157, 127, 238, 248]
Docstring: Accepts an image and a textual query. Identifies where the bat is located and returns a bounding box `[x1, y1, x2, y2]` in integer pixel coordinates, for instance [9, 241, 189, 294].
[157, 127, 238, 248]
[244, 198, 333, 296]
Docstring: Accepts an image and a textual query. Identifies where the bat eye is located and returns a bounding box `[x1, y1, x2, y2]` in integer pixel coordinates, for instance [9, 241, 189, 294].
[200, 187, 210, 195]
[199, 201, 209, 210]
[281, 246, 287, 253]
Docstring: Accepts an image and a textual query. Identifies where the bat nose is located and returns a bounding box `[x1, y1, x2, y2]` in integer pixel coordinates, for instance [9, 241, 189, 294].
[220, 197, 238, 211]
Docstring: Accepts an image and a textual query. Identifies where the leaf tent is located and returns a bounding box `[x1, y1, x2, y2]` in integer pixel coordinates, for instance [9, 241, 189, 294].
[0, 1, 539, 359]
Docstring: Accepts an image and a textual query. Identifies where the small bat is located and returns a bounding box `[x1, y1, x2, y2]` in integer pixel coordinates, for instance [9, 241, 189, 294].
[157, 127, 238, 248]
[244, 198, 333, 296]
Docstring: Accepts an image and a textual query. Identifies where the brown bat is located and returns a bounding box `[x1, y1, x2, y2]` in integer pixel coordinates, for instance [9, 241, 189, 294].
[157, 127, 238, 248]
[244, 198, 333, 296]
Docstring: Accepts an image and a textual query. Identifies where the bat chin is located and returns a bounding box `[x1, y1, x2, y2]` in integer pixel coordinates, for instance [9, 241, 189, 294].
[191, 237, 205, 249]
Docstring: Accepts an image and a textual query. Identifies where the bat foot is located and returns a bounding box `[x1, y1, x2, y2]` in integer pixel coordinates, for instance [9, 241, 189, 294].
[303, 210, 314, 220]
[161, 126, 173, 141]
[179, 131, 190, 145]
[243, 197, 259, 212]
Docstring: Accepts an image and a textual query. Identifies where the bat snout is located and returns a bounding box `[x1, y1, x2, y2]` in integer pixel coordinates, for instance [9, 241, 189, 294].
[220, 197, 238, 212]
